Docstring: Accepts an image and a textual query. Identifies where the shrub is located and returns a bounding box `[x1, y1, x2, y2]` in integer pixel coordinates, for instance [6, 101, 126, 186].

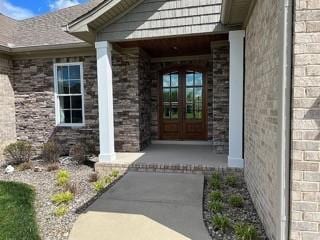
[93, 180, 105, 192]
[42, 141, 61, 163]
[17, 161, 33, 171]
[235, 223, 258, 240]
[84, 141, 98, 155]
[229, 194, 244, 208]
[3, 141, 32, 164]
[226, 174, 238, 188]
[211, 172, 222, 180]
[211, 214, 231, 233]
[69, 143, 87, 164]
[51, 191, 74, 205]
[54, 206, 69, 217]
[64, 181, 78, 195]
[209, 200, 223, 213]
[88, 172, 98, 183]
[209, 191, 223, 202]
[56, 170, 71, 186]
[47, 163, 60, 172]
[210, 177, 221, 190]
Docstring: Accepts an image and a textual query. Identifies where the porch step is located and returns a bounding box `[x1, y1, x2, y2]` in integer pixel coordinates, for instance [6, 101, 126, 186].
[95, 162, 239, 176]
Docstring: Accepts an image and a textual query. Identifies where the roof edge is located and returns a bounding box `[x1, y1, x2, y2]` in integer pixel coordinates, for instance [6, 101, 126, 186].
[221, 0, 233, 24]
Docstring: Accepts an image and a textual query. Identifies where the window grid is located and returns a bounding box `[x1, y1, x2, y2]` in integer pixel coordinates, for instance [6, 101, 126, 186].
[163, 72, 179, 120]
[54, 63, 84, 126]
[186, 71, 203, 120]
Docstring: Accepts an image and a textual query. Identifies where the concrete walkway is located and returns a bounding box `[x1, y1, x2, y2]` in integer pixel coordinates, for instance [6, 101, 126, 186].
[69, 172, 210, 240]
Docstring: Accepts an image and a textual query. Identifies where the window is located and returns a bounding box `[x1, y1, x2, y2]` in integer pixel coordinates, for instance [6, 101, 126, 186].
[54, 63, 84, 126]
[162, 72, 179, 120]
[185, 71, 203, 120]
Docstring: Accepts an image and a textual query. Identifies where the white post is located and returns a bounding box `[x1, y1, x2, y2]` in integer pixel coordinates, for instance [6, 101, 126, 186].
[95, 41, 115, 162]
[228, 30, 245, 168]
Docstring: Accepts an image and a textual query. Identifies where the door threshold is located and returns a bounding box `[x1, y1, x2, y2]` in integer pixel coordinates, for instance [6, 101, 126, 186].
[151, 140, 212, 146]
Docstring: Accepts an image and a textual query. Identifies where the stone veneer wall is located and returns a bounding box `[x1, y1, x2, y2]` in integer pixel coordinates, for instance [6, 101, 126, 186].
[112, 48, 152, 152]
[12, 56, 99, 154]
[138, 50, 152, 149]
[291, 1, 320, 239]
[211, 43, 229, 153]
[244, 0, 282, 239]
[0, 54, 16, 161]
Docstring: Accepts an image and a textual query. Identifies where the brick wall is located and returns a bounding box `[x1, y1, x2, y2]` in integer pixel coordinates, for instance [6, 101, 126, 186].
[11, 49, 154, 155]
[291, 1, 320, 239]
[244, 0, 282, 239]
[0, 54, 16, 161]
[112, 49, 152, 152]
[138, 50, 152, 149]
[212, 43, 229, 153]
[12, 56, 99, 154]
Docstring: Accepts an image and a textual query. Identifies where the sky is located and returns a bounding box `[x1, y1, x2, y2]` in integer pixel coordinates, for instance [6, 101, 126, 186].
[0, 0, 88, 20]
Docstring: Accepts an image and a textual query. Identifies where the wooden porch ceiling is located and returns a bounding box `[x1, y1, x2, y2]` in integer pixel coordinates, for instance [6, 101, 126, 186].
[115, 34, 228, 58]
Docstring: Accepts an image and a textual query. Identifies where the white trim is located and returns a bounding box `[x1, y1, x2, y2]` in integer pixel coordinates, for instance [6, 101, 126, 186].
[228, 30, 245, 169]
[53, 62, 85, 127]
[152, 140, 212, 146]
[95, 41, 116, 162]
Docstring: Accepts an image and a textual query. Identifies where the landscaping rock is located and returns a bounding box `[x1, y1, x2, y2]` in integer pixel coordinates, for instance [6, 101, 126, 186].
[5, 165, 14, 174]
[203, 171, 268, 240]
[0, 162, 97, 240]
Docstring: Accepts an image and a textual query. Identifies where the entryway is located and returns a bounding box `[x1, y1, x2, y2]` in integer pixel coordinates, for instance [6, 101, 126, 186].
[69, 172, 211, 240]
[160, 67, 207, 140]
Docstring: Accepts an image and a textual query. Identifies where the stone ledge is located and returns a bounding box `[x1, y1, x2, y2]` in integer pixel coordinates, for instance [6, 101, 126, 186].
[95, 162, 241, 176]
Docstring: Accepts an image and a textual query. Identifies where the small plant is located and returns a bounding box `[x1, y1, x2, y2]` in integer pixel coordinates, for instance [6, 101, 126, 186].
[3, 141, 32, 164]
[209, 191, 223, 202]
[64, 181, 78, 195]
[93, 179, 105, 192]
[51, 191, 74, 205]
[209, 200, 223, 213]
[69, 143, 87, 164]
[210, 177, 221, 190]
[56, 170, 71, 186]
[104, 176, 112, 185]
[212, 214, 231, 233]
[42, 141, 61, 163]
[47, 163, 60, 172]
[235, 223, 258, 240]
[17, 161, 33, 171]
[88, 172, 98, 182]
[110, 170, 120, 179]
[229, 194, 244, 208]
[226, 174, 238, 187]
[54, 205, 69, 217]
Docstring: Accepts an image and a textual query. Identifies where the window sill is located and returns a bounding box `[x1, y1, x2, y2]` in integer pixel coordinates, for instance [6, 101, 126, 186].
[56, 123, 85, 128]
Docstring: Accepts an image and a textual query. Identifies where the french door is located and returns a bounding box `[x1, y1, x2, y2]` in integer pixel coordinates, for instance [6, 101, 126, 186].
[160, 67, 207, 140]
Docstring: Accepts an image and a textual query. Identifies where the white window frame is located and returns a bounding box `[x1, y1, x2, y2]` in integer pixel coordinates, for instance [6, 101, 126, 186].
[53, 62, 85, 127]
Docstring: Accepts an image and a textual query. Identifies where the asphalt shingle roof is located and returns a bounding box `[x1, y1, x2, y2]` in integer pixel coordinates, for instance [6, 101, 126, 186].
[0, 0, 104, 49]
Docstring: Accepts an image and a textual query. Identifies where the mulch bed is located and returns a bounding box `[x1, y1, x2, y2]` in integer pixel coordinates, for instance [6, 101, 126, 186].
[203, 171, 268, 240]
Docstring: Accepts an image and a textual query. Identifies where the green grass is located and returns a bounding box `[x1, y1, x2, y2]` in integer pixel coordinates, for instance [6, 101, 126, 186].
[0, 181, 40, 240]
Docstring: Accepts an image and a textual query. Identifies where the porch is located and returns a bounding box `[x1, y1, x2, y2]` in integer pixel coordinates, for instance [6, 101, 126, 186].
[95, 31, 245, 170]
[96, 143, 227, 171]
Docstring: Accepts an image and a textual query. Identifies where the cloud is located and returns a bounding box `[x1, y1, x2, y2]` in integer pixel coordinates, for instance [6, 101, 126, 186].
[0, 0, 35, 20]
[49, 0, 80, 11]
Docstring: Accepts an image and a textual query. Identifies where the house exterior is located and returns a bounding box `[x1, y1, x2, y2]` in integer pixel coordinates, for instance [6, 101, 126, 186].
[0, 0, 319, 240]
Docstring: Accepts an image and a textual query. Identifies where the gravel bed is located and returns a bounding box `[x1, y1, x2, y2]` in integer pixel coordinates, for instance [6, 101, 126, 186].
[203, 171, 268, 240]
[0, 161, 97, 240]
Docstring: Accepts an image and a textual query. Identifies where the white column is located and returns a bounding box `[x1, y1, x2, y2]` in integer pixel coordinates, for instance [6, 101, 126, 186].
[95, 41, 115, 162]
[228, 30, 245, 168]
